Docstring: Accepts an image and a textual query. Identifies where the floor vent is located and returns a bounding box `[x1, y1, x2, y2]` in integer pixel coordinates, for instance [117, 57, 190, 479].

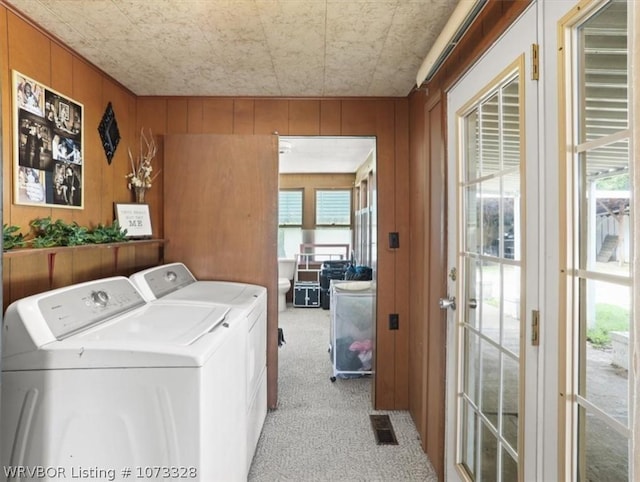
[370, 414, 398, 445]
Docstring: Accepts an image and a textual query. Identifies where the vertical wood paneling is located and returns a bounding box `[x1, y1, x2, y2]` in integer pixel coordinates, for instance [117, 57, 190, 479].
[233, 99, 254, 134]
[50, 43, 73, 100]
[288, 100, 320, 135]
[426, 97, 446, 481]
[167, 99, 187, 133]
[342, 100, 377, 135]
[202, 98, 234, 133]
[408, 89, 428, 443]
[393, 98, 410, 409]
[187, 99, 203, 133]
[10, 255, 50, 299]
[6, 11, 50, 81]
[254, 99, 289, 134]
[319, 99, 341, 134]
[371, 100, 397, 408]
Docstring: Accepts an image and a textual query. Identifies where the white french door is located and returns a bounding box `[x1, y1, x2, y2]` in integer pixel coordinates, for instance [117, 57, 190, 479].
[444, 5, 540, 481]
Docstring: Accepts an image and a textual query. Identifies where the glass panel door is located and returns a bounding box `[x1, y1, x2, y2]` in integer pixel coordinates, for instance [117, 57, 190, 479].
[561, 1, 632, 480]
[458, 71, 523, 482]
[445, 6, 539, 481]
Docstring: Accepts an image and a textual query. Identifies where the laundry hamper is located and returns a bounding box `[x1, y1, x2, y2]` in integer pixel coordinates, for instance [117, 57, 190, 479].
[328, 280, 374, 381]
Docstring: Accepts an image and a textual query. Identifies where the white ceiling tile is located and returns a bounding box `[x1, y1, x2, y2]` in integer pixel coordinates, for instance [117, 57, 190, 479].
[5, 0, 466, 96]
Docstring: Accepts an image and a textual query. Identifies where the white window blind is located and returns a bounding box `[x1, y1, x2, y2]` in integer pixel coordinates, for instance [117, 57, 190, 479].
[279, 190, 303, 226]
[316, 190, 351, 225]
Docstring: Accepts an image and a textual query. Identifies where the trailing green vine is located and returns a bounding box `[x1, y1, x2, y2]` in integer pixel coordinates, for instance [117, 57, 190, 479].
[2, 217, 128, 251]
[3, 224, 27, 250]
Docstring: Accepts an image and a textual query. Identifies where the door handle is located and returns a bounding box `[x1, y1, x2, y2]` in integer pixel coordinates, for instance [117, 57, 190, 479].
[439, 296, 456, 310]
[468, 298, 478, 309]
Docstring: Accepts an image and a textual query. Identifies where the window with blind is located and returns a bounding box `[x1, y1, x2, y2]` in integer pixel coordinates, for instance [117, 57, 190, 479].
[315, 190, 351, 226]
[279, 190, 303, 226]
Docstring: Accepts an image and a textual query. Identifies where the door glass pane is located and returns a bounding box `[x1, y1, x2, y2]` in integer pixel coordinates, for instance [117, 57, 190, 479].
[581, 279, 630, 420]
[481, 340, 500, 429]
[464, 328, 480, 404]
[465, 185, 481, 254]
[481, 177, 501, 258]
[466, 108, 480, 181]
[480, 260, 501, 344]
[501, 447, 518, 482]
[579, 1, 628, 144]
[503, 265, 521, 356]
[580, 140, 630, 276]
[480, 422, 498, 482]
[579, 406, 629, 482]
[503, 177, 521, 261]
[480, 93, 500, 178]
[501, 77, 520, 170]
[502, 353, 519, 450]
[466, 257, 480, 330]
[461, 400, 477, 476]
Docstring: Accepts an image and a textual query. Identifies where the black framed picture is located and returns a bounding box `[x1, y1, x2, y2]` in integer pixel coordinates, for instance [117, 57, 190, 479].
[13, 70, 84, 209]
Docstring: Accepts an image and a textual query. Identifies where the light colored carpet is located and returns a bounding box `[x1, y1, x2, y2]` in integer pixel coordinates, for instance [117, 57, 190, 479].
[248, 305, 438, 482]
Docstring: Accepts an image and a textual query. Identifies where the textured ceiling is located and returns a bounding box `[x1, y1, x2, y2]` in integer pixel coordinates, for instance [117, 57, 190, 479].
[6, 0, 459, 97]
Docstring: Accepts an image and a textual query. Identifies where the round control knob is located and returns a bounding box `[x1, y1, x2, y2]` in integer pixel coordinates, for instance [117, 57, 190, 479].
[91, 290, 110, 307]
[165, 271, 177, 282]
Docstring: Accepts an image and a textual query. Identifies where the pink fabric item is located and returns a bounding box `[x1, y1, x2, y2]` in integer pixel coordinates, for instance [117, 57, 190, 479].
[349, 339, 373, 353]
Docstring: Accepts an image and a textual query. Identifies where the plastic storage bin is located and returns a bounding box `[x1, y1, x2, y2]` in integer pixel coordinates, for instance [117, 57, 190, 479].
[329, 280, 374, 381]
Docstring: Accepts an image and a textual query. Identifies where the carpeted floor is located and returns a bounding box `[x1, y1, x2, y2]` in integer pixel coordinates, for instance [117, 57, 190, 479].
[247, 305, 438, 482]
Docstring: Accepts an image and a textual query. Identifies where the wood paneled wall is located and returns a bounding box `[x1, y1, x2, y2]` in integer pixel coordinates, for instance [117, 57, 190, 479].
[407, 1, 532, 479]
[0, 6, 162, 311]
[137, 97, 410, 410]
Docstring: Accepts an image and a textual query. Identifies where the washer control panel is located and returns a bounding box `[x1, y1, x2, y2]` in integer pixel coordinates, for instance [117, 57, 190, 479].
[141, 263, 195, 298]
[38, 278, 146, 339]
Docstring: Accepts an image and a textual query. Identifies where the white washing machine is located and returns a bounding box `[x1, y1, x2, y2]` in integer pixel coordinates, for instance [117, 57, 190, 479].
[130, 263, 267, 471]
[1, 276, 247, 482]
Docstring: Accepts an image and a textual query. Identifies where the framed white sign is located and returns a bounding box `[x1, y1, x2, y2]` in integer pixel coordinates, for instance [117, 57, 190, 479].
[114, 203, 152, 238]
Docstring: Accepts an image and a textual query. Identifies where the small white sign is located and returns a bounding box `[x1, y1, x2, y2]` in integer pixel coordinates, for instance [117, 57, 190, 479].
[115, 203, 152, 238]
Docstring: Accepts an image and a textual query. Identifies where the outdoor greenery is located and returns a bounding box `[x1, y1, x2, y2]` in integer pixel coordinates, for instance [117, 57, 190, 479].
[2, 217, 128, 251]
[586, 303, 629, 347]
[596, 173, 629, 190]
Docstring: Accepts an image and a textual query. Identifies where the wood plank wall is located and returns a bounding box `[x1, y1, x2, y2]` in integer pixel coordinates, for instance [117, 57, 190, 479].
[407, 1, 533, 479]
[137, 97, 411, 410]
[0, 6, 162, 311]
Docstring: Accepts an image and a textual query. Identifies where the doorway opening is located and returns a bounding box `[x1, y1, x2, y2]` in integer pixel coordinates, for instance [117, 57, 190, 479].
[277, 135, 377, 391]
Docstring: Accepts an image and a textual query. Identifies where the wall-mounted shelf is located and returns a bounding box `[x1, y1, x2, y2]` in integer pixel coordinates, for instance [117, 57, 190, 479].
[3, 239, 165, 287]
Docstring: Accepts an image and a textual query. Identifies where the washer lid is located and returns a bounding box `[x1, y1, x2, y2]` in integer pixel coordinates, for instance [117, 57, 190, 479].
[72, 302, 230, 346]
[160, 281, 266, 308]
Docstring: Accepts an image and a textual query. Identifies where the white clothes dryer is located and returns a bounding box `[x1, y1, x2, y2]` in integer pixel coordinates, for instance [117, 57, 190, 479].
[1, 276, 247, 482]
[130, 263, 267, 471]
